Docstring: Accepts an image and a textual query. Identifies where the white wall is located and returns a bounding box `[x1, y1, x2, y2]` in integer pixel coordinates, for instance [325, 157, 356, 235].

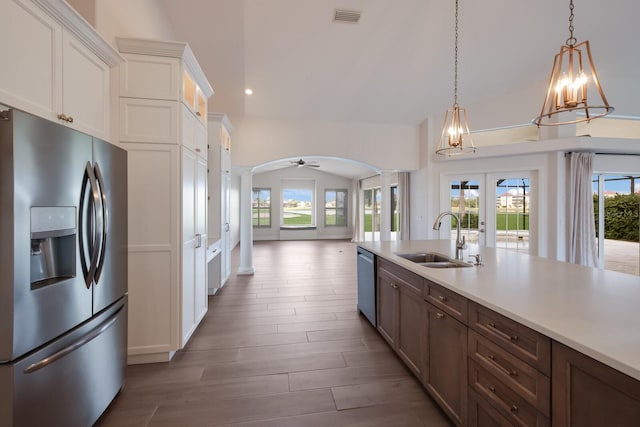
[229, 116, 420, 172]
[94, 0, 175, 46]
[229, 170, 241, 250]
[252, 167, 354, 241]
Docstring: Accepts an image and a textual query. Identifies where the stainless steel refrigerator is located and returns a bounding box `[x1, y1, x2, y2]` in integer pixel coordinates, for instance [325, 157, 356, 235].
[0, 108, 128, 426]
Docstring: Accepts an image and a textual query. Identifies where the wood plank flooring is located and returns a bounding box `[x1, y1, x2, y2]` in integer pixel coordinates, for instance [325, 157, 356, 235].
[97, 240, 452, 426]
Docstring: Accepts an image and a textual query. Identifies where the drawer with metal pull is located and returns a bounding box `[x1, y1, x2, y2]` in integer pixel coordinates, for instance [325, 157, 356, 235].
[468, 301, 551, 375]
[469, 329, 550, 415]
[469, 359, 550, 427]
[424, 279, 468, 323]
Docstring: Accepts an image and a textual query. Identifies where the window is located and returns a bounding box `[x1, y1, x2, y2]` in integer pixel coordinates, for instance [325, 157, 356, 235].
[282, 180, 315, 227]
[252, 188, 271, 227]
[325, 189, 347, 226]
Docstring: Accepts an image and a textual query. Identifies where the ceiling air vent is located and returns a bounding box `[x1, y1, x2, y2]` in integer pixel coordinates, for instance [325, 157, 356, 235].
[334, 9, 361, 23]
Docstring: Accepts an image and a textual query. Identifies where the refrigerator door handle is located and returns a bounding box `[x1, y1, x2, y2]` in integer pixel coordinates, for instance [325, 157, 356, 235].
[79, 162, 100, 287]
[23, 304, 124, 374]
[93, 163, 108, 284]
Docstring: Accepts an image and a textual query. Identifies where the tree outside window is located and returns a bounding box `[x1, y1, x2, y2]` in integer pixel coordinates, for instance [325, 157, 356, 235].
[325, 189, 347, 226]
[252, 188, 271, 227]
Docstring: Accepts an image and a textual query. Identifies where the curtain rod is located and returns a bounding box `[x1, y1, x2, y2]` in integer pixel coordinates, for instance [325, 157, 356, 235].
[565, 151, 640, 157]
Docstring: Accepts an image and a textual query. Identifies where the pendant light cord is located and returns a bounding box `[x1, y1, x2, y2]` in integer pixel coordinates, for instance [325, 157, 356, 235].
[453, 0, 459, 107]
[566, 0, 577, 47]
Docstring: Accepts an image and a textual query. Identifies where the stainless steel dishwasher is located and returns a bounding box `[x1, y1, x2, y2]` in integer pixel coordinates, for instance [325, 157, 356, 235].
[357, 247, 376, 327]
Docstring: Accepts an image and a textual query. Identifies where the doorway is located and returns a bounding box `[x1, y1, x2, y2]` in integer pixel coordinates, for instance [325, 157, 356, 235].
[441, 171, 537, 254]
[593, 173, 640, 275]
[363, 187, 381, 241]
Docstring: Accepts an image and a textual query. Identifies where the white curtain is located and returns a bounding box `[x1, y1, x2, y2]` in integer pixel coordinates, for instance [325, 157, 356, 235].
[568, 152, 598, 267]
[398, 172, 411, 240]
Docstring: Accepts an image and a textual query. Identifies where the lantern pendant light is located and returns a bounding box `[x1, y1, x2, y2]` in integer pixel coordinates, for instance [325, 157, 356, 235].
[436, 0, 476, 156]
[533, 0, 613, 126]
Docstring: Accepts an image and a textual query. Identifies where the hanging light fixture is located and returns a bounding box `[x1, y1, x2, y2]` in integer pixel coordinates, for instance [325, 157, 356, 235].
[436, 0, 475, 156]
[533, 0, 613, 126]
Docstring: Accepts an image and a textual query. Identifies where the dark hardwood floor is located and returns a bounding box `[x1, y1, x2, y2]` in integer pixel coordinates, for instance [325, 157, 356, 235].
[97, 240, 452, 426]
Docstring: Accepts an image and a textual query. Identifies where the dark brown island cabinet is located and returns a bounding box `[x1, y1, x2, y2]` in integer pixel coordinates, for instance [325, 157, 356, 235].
[372, 255, 640, 427]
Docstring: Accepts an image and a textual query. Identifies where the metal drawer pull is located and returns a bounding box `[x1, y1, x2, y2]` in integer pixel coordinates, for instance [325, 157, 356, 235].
[486, 354, 518, 377]
[438, 295, 447, 302]
[391, 283, 398, 289]
[487, 322, 518, 341]
[57, 113, 74, 123]
[488, 386, 496, 393]
[510, 405, 519, 413]
[436, 312, 445, 319]
[24, 305, 123, 374]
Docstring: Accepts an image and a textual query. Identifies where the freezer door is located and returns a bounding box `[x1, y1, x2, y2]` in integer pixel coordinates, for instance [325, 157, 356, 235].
[0, 298, 127, 427]
[0, 109, 93, 362]
[92, 138, 128, 313]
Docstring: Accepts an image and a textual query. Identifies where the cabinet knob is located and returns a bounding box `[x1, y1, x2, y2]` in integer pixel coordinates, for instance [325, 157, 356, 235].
[436, 312, 445, 319]
[438, 295, 447, 302]
[391, 283, 399, 289]
[195, 148, 201, 152]
[510, 405, 519, 413]
[196, 111, 202, 117]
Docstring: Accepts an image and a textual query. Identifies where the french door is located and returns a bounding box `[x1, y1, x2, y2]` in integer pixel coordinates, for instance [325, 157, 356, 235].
[593, 173, 640, 275]
[441, 171, 537, 254]
[363, 187, 381, 241]
[440, 175, 486, 248]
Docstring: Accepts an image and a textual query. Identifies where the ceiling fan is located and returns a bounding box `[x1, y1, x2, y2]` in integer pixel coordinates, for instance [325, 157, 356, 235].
[288, 158, 320, 168]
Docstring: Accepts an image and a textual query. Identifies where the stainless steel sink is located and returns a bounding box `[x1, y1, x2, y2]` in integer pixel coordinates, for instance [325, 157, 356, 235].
[395, 252, 450, 263]
[395, 252, 472, 268]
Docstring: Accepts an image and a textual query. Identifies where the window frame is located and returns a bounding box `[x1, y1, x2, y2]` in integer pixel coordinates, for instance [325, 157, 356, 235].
[252, 187, 271, 228]
[281, 180, 316, 227]
[324, 188, 348, 227]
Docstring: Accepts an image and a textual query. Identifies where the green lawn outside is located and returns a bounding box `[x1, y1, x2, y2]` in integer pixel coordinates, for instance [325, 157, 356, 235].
[361, 213, 529, 232]
[283, 213, 312, 225]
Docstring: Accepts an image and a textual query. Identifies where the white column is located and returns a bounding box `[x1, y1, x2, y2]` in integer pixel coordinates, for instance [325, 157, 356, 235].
[380, 171, 392, 241]
[237, 167, 255, 275]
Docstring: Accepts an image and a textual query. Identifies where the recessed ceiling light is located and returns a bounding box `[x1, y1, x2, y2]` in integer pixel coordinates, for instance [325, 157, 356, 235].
[244, 88, 253, 95]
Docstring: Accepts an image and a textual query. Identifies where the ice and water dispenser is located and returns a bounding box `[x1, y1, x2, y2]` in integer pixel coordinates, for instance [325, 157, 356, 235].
[30, 207, 76, 287]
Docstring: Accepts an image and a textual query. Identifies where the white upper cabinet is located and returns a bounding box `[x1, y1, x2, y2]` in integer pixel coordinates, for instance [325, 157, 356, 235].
[0, 0, 122, 141]
[117, 38, 213, 129]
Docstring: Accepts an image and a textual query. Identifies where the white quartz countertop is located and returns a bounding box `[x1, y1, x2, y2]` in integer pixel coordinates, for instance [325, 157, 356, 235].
[357, 240, 640, 381]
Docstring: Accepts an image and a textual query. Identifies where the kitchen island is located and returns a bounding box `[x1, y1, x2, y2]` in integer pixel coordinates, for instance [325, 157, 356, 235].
[357, 240, 640, 426]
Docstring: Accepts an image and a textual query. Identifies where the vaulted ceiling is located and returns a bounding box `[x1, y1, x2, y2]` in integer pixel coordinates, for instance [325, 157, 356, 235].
[158, 0, 640, 131]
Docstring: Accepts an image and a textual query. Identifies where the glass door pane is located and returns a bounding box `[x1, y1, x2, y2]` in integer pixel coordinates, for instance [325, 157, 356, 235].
[363, 187, 381, 241]
[593, 174, 640, 275]
[448, 178, 483, 247]
[494, 177, 530, 253]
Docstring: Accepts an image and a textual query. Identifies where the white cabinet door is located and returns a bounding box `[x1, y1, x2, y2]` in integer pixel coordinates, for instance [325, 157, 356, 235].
[61, 30, 110, 140]
[181, 147, 197, 344]
[0, 0, 59, 118]
[221, 147, 231, 285]
[195, 156, 208, 323]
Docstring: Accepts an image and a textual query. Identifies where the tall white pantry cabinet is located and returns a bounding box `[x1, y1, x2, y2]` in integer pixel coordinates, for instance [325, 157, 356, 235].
[116, 38, 213, 364]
